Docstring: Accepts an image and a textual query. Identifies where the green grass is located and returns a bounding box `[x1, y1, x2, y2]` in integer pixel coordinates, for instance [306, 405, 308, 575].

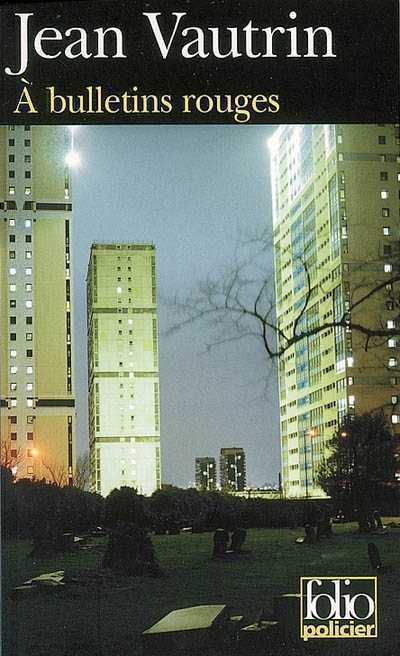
[2, 523, 400, 655]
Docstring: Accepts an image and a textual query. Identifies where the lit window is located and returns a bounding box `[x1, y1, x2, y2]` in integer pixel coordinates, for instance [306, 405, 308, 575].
[10, 383, 17, 391]
[387, 320, 395, 329]
[25, 187, 31, 195]
[25, 283, 32, 292]
[338, 153, 344, 161]
[9, 186, 15, 195]
[347, 356, 354, 367]
[9, 219, 15, 227]
[25, 300, 32, 308]
[26, 383, 33, 391]
[26, 366, 33, 374]
[26, 333, 32, 341]
[348, 395, 355, 405]
[9, 284, 16, 292]
[384, 264, 392, 273]
[392, 396, 399, 405]
[25, 219, 31, 228]
[10, 349, 17, 358]
[117, 286, 122, 294]
[388, 338, 397, 348]
[10, 399, 17, 407]
[392, 415, 399, 424]
[9, 267, 16, 275]
[25, 251, 32, 259]
[382, 208, 390, 217]
[10, 366, 18, 374]
[381, 190, 389, 199]
[383, 227, 390, 236]
[27, 398, 34, 407]
[388, 358, 398, 368]
[348, 376, 354, 385]
[25, 267, 32, 276]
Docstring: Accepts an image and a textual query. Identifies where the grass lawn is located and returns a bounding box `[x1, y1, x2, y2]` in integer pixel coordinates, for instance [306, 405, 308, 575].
[2, 523, 400, 656]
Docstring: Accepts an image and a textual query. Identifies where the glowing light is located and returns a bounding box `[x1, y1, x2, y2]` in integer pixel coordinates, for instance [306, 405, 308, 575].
[65, 150, 81, 168]
[31, 447, 39, 457]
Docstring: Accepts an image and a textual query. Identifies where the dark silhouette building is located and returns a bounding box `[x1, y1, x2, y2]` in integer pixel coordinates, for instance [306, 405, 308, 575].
[195, 457, 216, 491]
[220, 447, 246, 491]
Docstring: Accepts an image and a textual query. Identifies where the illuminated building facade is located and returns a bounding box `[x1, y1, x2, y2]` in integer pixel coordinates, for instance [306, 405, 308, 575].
[270, 124, 400, 498]
[87, 242, 161, 496]
[0, 125, 75, 483]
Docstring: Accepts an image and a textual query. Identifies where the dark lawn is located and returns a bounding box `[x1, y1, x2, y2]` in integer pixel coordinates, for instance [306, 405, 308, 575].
[2, 523, 400, 656]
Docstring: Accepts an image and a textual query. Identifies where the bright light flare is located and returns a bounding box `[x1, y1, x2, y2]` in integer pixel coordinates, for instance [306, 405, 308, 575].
[65, 150, 81, 168]
[31, 447, 40, 457]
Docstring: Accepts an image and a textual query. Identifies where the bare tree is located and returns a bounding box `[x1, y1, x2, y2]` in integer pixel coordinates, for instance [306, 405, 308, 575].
[74, 451, 90, 490]
[167, 235, 400, 361]
[0, 442, 24, 473]
[41, 459, 68, 487]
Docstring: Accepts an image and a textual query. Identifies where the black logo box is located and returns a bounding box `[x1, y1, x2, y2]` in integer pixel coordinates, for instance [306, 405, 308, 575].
[0, 0, 398, 124]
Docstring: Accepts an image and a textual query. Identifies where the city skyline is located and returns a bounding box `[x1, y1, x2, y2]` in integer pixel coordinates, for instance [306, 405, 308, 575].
[71, 125, 280, 489]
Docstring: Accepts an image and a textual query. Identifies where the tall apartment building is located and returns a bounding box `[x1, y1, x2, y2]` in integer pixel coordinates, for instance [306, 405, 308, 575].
[270, 124, 400, 498]
[220, 447, 246, 492]
[87, 243, 161, 497]
[195, 456, 217, 491]
[0, 126, 75, 483]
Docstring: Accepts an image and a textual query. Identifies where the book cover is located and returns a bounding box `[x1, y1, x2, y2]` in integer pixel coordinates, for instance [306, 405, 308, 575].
[0, 1, 399, 654]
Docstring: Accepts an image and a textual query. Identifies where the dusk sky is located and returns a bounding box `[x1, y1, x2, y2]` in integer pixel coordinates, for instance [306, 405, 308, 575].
[71, 125, 280, 487]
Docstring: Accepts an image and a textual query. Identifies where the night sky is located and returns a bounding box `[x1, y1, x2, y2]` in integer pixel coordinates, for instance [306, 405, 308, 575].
[71, 125, 280, 487]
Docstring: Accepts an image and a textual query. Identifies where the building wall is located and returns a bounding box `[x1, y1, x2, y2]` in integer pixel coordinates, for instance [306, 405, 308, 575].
[220, 447, 246, 491]
[0, 125, 75, 483]
[195, 457, 217, 491]
[270, 124, 400, 498]
[87, 243, 161, 497]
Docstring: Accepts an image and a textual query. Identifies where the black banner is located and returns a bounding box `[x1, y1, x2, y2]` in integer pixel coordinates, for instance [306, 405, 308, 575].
[0, 0, 398, 124]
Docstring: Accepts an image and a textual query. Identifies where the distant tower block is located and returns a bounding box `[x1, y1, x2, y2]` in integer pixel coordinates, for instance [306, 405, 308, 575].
[220, 447, 246, 492]
[195, 457, 217, 491]
[87, 243, 161, 496]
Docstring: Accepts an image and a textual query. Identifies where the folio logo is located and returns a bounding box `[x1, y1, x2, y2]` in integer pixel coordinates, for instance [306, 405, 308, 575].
[300, 577, 378, 641]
